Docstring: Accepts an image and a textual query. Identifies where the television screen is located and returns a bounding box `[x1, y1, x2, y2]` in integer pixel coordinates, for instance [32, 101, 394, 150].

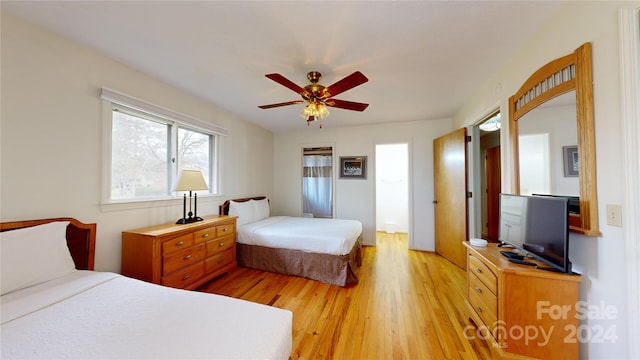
[499, 193, 572, 273]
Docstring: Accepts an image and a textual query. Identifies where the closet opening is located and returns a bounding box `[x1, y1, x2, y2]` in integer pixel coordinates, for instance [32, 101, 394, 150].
[302, 147, 333, 218]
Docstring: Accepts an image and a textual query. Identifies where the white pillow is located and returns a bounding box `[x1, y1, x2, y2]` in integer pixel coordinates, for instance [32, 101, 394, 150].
[228, 200, 254, 226]
[251, 198, 270, 222]
[1, 221, 76, 295]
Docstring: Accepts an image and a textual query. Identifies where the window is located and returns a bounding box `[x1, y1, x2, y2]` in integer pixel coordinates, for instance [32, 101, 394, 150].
[101, 88, 226, 204]
[111, 108, 170, 200]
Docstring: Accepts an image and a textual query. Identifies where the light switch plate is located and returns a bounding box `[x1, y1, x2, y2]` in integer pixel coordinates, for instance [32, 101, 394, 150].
[606, 204, 623, 227]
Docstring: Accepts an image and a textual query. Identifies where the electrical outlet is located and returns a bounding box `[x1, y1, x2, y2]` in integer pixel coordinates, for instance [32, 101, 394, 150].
[606, 204, 623, 227]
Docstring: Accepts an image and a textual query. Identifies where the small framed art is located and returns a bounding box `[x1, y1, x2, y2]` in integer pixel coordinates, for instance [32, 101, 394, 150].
[339, 156, 367, 179]
[563, 145, 579, 177]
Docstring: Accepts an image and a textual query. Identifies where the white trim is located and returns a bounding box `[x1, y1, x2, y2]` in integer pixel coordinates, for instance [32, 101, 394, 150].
[100, 87, 228, 136]
[619, 7, 640, 359]
[101, 100, 114, 206]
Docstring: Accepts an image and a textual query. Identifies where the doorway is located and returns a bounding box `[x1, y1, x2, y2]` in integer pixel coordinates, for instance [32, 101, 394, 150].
[475, 111, 502, 242]
[375, 143, 409, 246]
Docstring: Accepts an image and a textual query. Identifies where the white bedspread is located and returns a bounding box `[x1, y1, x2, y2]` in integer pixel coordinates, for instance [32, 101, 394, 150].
[1, 271, 292, 359]
[237, 216, 362, 255]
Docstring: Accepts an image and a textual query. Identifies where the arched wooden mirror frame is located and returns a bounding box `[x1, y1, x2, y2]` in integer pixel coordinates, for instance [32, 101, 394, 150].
[509, 42, 601, 236]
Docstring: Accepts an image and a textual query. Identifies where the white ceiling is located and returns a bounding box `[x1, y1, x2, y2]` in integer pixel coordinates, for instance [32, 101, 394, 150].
[1, 1, 567, 132]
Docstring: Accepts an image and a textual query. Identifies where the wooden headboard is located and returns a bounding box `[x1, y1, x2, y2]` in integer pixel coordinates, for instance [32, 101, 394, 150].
[219, 196, 267, 215]
[0, 217, 96, 270]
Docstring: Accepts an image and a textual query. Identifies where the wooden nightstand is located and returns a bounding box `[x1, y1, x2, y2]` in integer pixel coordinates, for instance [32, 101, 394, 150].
[122, 215, 237, 290]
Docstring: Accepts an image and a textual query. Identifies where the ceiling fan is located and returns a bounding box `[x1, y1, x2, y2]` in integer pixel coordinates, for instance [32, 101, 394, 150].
[259, 71, 369, 128]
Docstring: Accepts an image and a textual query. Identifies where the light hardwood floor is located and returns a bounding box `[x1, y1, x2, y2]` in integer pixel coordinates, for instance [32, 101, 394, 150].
[198, 232, 493, 359]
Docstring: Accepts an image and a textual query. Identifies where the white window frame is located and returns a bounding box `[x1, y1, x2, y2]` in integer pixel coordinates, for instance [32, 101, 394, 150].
[100, 87, 227, 210]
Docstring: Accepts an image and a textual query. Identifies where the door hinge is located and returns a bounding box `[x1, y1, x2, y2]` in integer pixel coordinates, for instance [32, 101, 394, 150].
[466, 191, 473, 198]
[465, 135, 472, 142]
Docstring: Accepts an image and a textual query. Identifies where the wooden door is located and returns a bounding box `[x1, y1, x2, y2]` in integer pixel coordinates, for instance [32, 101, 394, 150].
[485, 146, 501, 242]
[433, 128, 468, 269]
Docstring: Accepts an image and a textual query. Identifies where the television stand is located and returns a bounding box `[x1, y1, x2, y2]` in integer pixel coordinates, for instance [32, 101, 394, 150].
[463, 242, 582, 359]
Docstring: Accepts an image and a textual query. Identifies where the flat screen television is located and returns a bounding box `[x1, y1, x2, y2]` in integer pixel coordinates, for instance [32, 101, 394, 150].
[498, 193, 573, 273]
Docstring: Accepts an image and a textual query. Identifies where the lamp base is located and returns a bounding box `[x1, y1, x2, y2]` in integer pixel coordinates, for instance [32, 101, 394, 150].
[175, 191, 205, 225]
[176, 216, 204, 224]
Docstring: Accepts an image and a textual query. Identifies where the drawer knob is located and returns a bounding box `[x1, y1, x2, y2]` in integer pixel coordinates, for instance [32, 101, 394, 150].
[182, 275, 190, 281]
[183, 254, 192, 260]
[475, 287, 482, 293]
[218, 243, 225, 247]
[223, 227, 228, 232]
[476, 306, 483, 313]
[203, 233, 209, 238]
[217, 258, 224, 264]
[176, 240, 184, 246]
[475, 268, 482, 274]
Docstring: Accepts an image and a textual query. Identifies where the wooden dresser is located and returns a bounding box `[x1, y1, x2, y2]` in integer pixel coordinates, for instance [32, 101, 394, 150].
[122, 215, 236, 290]
[463, 242, 582, 359]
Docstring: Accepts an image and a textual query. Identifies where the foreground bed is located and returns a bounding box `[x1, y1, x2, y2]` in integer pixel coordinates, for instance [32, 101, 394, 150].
[0, 218, 292, 359]
[220, 197, 363, 287]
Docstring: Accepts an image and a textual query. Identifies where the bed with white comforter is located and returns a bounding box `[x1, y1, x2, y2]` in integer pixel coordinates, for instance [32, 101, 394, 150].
[221, 197, 363, 287]
[0, 218, 292, 360]
[238, 215, 362, 255]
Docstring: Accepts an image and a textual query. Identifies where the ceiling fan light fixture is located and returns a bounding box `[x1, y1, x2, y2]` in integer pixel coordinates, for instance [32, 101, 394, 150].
[300, 101, 330, 121]
[260, 70, 368, 129]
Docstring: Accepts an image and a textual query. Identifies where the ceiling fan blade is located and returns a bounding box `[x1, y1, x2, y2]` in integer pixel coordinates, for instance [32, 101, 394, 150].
[323, 71, 368, 98]
[265, 73, 309, 96]
[325, 99, 369, 112]
[258, 100, 305, 109]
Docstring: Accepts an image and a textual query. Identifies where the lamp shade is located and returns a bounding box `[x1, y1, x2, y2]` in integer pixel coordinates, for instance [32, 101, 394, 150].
[174, 169, 208, 191]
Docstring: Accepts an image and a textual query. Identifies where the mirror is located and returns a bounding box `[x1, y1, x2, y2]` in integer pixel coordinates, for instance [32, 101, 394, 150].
[518, 91, 578, 196]
[509, 43, 601, 236]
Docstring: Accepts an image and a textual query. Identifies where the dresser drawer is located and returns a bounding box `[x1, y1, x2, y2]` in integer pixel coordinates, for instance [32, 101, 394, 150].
[162, 243, 205, 275]
[216, 223, 235, 237]
[469, 254, 497, 294]
[206, 234, 235, 256]
[162, 233, 194, 255]
[162, 261, 205, 288]
[469, 273, 498, 331]
[205, 250, 234, 273]
[194, 226, 217, 244]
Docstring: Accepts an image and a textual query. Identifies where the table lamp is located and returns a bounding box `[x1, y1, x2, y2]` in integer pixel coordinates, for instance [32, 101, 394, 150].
[174, 169, 208, 224]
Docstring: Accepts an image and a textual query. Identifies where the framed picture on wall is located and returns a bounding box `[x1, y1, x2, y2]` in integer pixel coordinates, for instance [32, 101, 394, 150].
[563, 145, 579, 177]
[340, 156, 367, 179]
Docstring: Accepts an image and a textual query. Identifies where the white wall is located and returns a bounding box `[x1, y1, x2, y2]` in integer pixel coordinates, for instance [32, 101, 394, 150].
[453, 2, 638, 358]
[273, 119, 451, 249]
[0, 12, 274, 273]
